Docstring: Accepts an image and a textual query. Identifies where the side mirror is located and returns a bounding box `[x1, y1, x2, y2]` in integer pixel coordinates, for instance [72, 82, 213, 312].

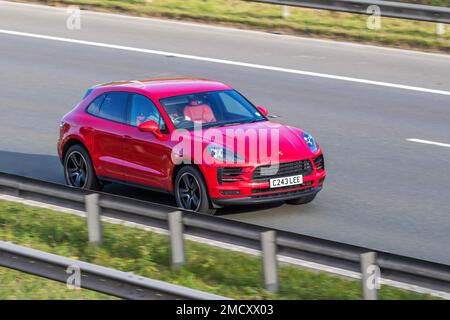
[138, 120, 163, 139]
[256, 106, 269, 117]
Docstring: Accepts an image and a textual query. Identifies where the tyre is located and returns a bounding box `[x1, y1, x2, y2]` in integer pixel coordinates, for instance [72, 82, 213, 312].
[174, 166, 216, 215]
[286, 194, 316, 205]
[63, 144, 101, 190]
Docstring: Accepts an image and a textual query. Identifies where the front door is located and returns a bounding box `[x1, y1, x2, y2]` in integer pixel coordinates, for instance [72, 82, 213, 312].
[123, 93, 172, 191]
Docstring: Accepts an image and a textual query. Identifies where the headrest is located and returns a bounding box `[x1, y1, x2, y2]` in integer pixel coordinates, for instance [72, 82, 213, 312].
[189, 100, 203, 106]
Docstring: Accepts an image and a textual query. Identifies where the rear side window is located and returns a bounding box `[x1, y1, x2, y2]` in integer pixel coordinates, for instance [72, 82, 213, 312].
[86, 94, 105, 116]
[87, 92, 129, 124]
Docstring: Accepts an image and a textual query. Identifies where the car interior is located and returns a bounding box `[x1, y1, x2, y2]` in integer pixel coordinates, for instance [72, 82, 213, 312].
[161, 91, 256, 129]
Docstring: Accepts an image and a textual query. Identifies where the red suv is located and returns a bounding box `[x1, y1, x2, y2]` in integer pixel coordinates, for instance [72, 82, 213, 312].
[58, 78, 326, 214]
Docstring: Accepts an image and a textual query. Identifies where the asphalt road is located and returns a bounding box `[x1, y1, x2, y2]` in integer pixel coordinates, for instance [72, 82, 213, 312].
[1, 1, 450, 264]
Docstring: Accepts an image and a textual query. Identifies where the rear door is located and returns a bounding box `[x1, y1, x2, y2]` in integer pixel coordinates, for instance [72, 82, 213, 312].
[86, 91, 130, 181]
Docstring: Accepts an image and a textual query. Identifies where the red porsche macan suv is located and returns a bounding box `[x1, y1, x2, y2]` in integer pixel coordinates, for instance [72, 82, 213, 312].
[58, 78, 326, 214]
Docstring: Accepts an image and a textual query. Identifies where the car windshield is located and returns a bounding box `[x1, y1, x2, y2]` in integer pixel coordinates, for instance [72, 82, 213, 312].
[159, 90, 266, 130]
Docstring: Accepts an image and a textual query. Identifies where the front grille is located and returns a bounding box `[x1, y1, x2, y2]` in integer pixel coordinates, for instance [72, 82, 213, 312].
[251, 187, 314, 199]
[252, 181, 313, 194]
[252, 160, 313, 182]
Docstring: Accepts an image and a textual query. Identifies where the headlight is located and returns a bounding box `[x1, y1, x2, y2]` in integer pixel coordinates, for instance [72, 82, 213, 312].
[302, 132, 318, 153]
[206, 145, 244, 163]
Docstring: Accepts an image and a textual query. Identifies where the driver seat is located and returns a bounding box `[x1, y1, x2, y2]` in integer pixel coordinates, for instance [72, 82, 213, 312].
[184, 101, 216, 123]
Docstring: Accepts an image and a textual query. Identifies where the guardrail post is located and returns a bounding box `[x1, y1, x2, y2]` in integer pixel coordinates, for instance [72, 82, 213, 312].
[261, 231, 278, 292]
[168, 211, 185, 269]
[360, 252, 379, 300]
[85, 193, 103, 245]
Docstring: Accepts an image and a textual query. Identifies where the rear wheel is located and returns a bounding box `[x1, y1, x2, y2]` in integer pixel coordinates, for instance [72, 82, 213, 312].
[64, 144, 101, 190]
[286, 194, 316, 205]
[174, 166, 216, 215]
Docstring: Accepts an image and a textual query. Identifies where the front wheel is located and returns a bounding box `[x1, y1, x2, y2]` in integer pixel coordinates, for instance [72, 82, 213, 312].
[286, 194, 316, 205]
[64, 144, 101, 190]
[174, 166, 216, 215]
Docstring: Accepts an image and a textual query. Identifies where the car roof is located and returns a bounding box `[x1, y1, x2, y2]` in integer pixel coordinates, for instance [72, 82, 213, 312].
[92, 78, 233, 100]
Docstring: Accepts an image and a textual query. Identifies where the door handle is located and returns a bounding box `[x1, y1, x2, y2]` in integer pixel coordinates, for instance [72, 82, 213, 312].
[123, 135, 133, 141]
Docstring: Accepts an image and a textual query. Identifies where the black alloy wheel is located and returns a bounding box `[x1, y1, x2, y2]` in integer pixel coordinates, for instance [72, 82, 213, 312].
[66, 151, 88, 188]
[178, 172, 202, 211]
[64, 144, 101, 190]
[174, 166, 216, 215]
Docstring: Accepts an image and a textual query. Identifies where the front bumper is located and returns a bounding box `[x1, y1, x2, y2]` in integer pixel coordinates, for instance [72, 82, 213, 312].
[212, 186, 322, 206]
[200, 153, 326, 208]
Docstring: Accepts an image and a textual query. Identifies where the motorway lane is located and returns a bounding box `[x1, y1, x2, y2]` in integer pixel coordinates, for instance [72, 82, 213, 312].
[0, 3, 450, 264]
[1, 1, 450, 91]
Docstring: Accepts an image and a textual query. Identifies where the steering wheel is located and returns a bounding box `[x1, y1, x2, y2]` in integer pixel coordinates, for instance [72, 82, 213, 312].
[171, 115, 186, 124]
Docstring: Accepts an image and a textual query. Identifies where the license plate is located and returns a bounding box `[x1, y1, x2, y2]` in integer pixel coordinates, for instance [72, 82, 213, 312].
[269, 175, 303, 188]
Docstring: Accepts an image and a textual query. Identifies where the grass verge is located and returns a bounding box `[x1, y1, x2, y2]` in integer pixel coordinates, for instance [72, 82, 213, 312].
[0, 199, 439, 299]
[0, 266, 117, 299]
[12, 0, 450, 53]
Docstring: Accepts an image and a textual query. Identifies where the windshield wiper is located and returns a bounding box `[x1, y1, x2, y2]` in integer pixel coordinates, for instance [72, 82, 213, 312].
[224, 118, 265, 126]
[222, 121, 245, 127]
[198, 118, 266, 129]
[202, 121, 241, 129]
[245, 118, 266, 124]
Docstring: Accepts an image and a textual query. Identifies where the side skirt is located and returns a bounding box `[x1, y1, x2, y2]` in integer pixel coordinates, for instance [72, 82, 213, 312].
[98, 176, 173, 195]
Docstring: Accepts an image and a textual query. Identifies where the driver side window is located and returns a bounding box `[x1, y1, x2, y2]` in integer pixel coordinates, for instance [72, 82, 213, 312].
[129, 94, 166, 131]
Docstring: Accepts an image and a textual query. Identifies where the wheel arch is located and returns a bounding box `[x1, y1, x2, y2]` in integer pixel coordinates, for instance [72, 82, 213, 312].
[172, 163, 216, 213]
[61, 138, 89, 163]
[62, 138, 102, 190]
[172, 163, 210, 193]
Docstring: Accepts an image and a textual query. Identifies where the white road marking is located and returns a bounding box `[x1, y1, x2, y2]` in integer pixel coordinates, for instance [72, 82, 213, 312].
[1, 193, 450, 299]
[2, 0, 450, 60]
[407, 138, 450, 148]
[0, 28, 449, 96]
